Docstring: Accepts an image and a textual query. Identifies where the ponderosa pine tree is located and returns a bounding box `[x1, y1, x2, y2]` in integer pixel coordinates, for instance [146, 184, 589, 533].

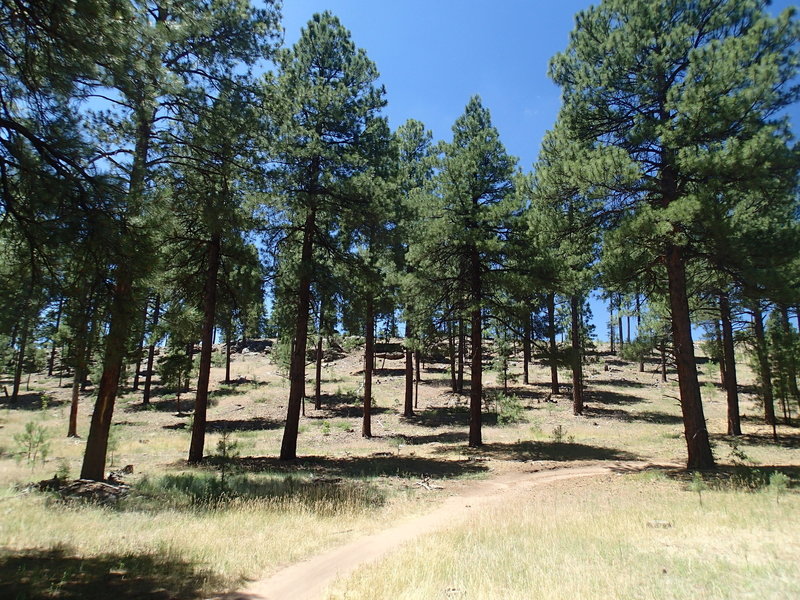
[412, 96, 515, 447]
[550, 0, 800, 468]
[395, 119, 434, 418]
[269, 12, 390, 460]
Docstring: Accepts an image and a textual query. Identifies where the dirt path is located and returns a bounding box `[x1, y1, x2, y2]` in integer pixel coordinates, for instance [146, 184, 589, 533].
[224, 461, 649, 600]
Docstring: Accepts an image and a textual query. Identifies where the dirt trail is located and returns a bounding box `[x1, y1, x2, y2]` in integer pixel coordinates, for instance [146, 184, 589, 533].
[225, 461, 649, 600]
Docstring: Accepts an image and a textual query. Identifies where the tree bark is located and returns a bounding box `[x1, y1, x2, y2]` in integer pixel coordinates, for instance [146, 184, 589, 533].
[11, 308, 30, 403]
[713, 316, 726, 390]
[314, 333, 323, 410]
[362, 298, 374, 438]
[448, 320, 457, 392]
[80, 268, 134, 480]
[280, 208, 315, 460]
[660, 342, 667, 382]
[188, 232, 221, 464]
[609, 302, 615, 354]
[48, 297, 63, 377]
[779, 305, 799, 411]
[719, 292, 741, 435]
[751, 303, 777, 439]
[142, 294, 161, 405]
[405, 320, 415, 417]
[457, 318, 465, 394]
[469, 246, 482, 447]
[225, 329, 232, 385]
[547, 292, 559, 394]
[522, 315, 531, 385]
[570, 295, 584, 416]
[665, 243, 714, 469]
[132, 298, 149, 391]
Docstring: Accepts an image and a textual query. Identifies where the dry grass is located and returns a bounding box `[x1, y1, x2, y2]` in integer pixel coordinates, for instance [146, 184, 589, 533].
[325, 472, 800, 600]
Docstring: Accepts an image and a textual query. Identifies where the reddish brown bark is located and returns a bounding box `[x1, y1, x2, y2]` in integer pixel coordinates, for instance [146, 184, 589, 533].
[719, 292, 741, 435]
[666, 243, 714, 469]
[362, 299, 374, 438]
[188, 232, 221, 464]
[468, 246, 482, 447]
[547, 292, 559, 394]
[404, 320, 414, 417]
[80, 268, 134, 480]
[570, 295, 584, 416]
[280, 208, 316, 460]
[142, 294, 161, 405]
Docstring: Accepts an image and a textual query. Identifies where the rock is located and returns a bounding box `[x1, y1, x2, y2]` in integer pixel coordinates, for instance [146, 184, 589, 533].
[647, 520, 673, 529]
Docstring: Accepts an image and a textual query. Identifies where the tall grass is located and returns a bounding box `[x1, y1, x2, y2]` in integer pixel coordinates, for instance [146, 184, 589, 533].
[325, 474, 800, 600]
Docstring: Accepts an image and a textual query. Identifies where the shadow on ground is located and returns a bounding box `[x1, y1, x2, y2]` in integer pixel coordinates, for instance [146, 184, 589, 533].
[585, 405, 683, 425]
[663, 464, 800, 490]
[399, 430, 470, 445]
[587, 389, 648, 405]
[0, 391, 66, 411]
[434, 440, 640, 463]
[229, 453, 489, 479]
[0, 546, 221, 600]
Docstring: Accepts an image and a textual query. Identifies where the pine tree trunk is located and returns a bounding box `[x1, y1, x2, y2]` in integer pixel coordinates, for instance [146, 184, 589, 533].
[448, 320, 457, 393]
[48, 297, 63, 377]
[225, 329, 232, 385]
[571, 295, 584, 416]
[362, 298, 374, 438]
[142, 294, 161, 405]
[522, 315, 531, 385]
[754, 303, 779, 438]
[547, 292, 559, 394]
[414, 350, 420, 409]
[665, 243, 714, 469]
[11, 310, 30, 403]
[618, 313, 624, 355]
[188, 232, 221, 464]
[719, 292, 741, 435]
[779, 306, 799, 410]
[457, 317, 464, 394]
[609, 303, 615, 354]
[661, 342, 667, 382]
[714, 317, 726, 390]
[405, 320, 415, 417]
[314, 335, 323, 411]
[80, 268, 134, 480]
[67, 314, 91, 438]
[469, 246, 482, 447]
[280, 208, 315, 461]
[132, 299, 149, 391]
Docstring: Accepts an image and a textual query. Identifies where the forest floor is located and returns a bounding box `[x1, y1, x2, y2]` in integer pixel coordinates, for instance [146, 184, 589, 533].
[0, 341, 799, 599]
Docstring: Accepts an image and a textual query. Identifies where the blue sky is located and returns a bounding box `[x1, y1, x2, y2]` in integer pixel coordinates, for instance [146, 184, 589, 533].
[277, 1, 799, 340]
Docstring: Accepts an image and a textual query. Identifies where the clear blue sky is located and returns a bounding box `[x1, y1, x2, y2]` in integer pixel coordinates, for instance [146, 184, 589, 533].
[277, 1, 799, 340]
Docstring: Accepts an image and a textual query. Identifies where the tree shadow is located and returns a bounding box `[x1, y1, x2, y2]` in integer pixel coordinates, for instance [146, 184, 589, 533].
[229, 454, 489, 479]
[590, 379, 652, 389]
[0, 545, 222, 600]
[584, 405, 683, 425]
[663, 464, 800, 490]
[0, 392, 66, 411]
[716, 432, 800, 449]
[409, 406, 469, 428]
[434, 440, 640, 462]
[588, 389, 647, 405]
[126, 397, 187, 413]
[373, 368, 407, 377]
[399, 431, 470, 445]
[207, 418, 284, 433]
